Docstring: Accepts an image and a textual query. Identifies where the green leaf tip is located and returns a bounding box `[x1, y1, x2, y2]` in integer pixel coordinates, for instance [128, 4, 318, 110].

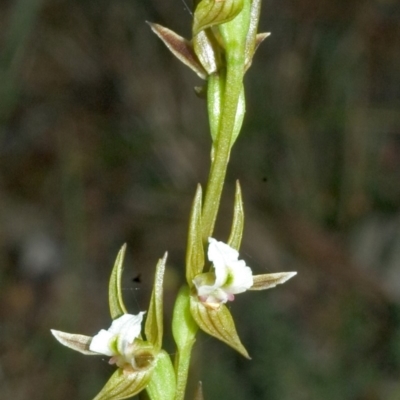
[194, 381, 204, 400]
[145, 253, 167, 350]
[109, 244, 128, 320]
[227, 180, 244, 251]
[186, 185, 205, 286]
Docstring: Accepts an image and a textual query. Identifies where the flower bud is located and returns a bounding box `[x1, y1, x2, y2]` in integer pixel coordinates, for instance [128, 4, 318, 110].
[192, 0, 244, 36]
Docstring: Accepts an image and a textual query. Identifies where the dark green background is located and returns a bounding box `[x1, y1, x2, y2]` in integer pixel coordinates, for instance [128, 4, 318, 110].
[1, 0, 400, 399]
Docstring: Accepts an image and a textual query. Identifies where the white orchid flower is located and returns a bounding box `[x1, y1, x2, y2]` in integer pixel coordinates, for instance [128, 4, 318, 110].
[51, 312, 146, 372]
[193, 238, 297, 310]
[193, 238, 253, 308]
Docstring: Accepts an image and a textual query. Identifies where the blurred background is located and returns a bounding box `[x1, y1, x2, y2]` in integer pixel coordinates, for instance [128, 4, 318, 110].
[1, 0, 400, 399]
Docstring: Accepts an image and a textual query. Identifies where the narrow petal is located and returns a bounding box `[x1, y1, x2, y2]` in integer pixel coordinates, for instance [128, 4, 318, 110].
[249, 272, 297, 291]
[51, 330, 97, 355]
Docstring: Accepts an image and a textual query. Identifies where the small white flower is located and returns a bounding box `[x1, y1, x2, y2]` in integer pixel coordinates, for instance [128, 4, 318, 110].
[193, 238, 253, 308]
[90, 313, 144, 355]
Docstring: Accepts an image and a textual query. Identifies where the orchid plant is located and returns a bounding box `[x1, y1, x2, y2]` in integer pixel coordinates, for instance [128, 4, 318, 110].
[51, 0, 296, 399]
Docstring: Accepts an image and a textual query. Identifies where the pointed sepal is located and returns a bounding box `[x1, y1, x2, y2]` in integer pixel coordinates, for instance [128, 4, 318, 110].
[255, 33, 271, 51]
[92, 367, 153, 400]
[193, 0, 244, 36]
[109, 244, 128, 320]
[231, 84, 245, 146]
[190, 297, 250, 358]
[146, 350, 176, 400]
[249, 272, 297, 291]
[148, 22, 207, 79]
[194, 381, 204, 400]
[145, 253, 167, 350]
[193, 29, 221, 75]
[245, 32, 270, 71]
[50, 330, 97, 355]
[186, 185, 205, 286]
[243, 0, 262, 68]
[227, 181, 244, 251]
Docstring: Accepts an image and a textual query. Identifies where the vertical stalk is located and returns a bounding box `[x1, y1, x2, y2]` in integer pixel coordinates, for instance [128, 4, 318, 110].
[172, 286, 198, 400]
[201, 64, 244, 240]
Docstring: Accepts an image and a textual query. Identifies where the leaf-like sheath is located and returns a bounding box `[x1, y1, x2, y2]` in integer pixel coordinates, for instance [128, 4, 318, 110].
[190, 297, 250, 358]
[93, 368, 152, 400]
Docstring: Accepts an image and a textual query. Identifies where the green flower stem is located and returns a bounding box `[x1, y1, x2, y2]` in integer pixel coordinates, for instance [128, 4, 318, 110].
[172, 286, 198, 400]
[201, 0, 251, 241]
[201, 62, 245, 240]
[174, 341, 196, 400]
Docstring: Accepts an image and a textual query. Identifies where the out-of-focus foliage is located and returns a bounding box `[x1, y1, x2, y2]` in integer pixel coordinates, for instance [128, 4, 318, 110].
[1, 0, 400, 399]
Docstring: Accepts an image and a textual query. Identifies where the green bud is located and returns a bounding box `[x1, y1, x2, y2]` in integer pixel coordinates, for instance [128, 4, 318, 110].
[193, 0, 244, 36]
[172, 286, 198, 351]
[109, 244, 128, 320]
